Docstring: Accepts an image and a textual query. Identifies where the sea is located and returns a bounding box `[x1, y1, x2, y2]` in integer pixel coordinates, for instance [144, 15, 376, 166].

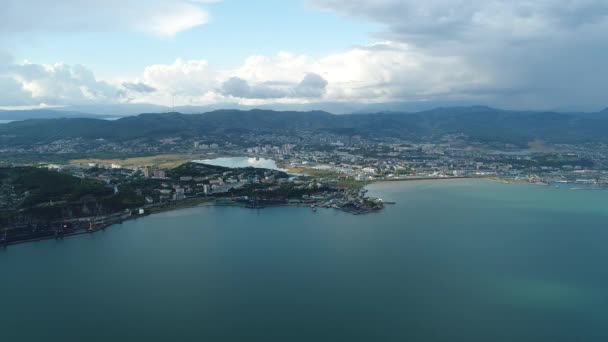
[1, 179, 608, 342]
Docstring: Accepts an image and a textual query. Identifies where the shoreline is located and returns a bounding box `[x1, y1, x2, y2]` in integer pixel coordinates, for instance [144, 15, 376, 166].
[0, 176, 527, 249]
[1, 196, 380, 248]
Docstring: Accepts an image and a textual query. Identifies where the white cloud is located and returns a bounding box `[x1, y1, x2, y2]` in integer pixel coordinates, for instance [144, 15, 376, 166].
[222, 43, 487, 103]
[2, 0, 607, 111]
[0, 42, 489, 107]
[0, 61, 120, 106]
[0, 0, 217, 37]
[141, 58, 218, 95]
[1, 0, 606, 110]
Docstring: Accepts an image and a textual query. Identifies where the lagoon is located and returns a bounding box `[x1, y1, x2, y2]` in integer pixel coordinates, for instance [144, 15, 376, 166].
[194, 156, 284, 171]
[1, 180, 608, 341]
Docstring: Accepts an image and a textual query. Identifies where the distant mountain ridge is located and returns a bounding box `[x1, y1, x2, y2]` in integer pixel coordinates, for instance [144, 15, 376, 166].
[0, 109, 111, 120]
[2, 107, 608, 146]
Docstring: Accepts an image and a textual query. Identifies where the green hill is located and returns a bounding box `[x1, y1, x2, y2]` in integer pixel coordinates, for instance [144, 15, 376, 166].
[2, 107, 608, 146]
[0, 167, 112, 208]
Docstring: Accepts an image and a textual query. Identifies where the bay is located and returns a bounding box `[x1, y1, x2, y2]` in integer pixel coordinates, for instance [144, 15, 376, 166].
[1, 179, 608, 342]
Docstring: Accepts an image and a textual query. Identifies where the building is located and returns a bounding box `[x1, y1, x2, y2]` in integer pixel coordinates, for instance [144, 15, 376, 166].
[174, 188, 186, 201]
[209, 179, 223, 185]
[143, 166, 152, 178]
[153, 170, 167, 178]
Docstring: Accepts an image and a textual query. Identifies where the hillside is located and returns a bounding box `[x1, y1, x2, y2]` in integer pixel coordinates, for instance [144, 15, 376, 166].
[2, 107, 608, 145]
[0, 167, 112, 208]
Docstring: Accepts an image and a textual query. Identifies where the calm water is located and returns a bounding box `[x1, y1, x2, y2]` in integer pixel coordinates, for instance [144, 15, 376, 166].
[194, 157, 284, 170]
[2, 180, 608, 342]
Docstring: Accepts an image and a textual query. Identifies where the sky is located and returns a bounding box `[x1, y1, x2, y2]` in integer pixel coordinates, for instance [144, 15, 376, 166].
[1, 0, 607, 112]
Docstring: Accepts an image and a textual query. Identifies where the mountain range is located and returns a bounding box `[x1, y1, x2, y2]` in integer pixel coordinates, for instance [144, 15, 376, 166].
[2, 106, 608, 146]
[0, 109, 112, 121]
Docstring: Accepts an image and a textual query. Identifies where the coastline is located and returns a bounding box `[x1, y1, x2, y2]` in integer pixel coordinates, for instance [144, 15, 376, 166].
[0, 176, 510, 249]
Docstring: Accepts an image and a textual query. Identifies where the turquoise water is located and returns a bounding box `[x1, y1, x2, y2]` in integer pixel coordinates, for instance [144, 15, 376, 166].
[2, 180, 608, 341]
[193, 157, 284, 170]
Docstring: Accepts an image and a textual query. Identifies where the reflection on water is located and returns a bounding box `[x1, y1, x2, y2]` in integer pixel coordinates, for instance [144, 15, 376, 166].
[193, 157, 284, 171]
[490, 276, 597, 311]
[3, 180, 608, 341]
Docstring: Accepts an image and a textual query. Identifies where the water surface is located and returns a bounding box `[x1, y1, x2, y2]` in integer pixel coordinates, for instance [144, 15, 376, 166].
[194, 156, 284, 170]
[1, 180, 608, 341]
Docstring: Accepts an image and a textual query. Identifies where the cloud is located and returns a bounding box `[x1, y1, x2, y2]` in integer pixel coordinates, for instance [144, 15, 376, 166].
[294, 73, 328, 98]
[221, 77, 291, 99]
[221, 73, 328, 99]
[0, 51, 12, 66]
[122, 82, 157, 93]
[0, 0, 217, 37]
[0, 77, 34, 106]
[0, 61, 120, 106]
[140, 59, 218, 99]
[220, 77, 251, 98]
[0, 1, 605, 110]
[2, 0, 606, 112]
[310, 0, 608, 110]
[0, 42, 486, 108]
[310, 0, 608, 44]
[225, 43, 486, 103]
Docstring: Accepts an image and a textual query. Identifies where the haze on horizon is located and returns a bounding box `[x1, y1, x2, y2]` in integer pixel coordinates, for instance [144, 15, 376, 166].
[1, 0, 607, 113]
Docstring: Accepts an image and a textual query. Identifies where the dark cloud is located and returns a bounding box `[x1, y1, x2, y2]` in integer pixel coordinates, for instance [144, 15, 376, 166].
[221, 73, 328, 99]
[122, 82, 157, 93]
[221, 77, 288, 99]
[310, 0, 608, 110]
[221, 77, 253, 98]
[294, 73, 328, 98]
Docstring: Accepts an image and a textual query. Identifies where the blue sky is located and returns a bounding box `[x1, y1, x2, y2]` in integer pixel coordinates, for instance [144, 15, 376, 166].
[7, 1, 378, 79]
[1, 0, 608, 111]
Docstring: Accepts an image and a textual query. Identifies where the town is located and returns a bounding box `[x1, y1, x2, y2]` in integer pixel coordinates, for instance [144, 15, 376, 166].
[3, 120, 608, 246]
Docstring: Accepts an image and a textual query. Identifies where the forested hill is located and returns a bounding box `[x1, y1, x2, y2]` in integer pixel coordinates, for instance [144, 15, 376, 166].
[2, 107, 608, 145]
